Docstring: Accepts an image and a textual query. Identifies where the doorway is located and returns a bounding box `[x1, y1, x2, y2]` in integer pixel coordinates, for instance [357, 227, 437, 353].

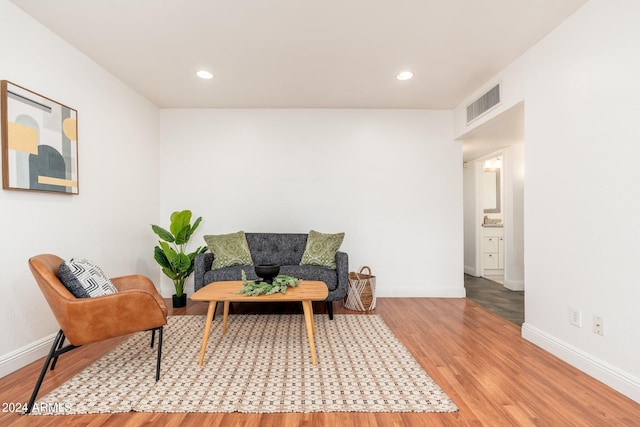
[462, 103, 525, 322]
[479, 153, 504, 285]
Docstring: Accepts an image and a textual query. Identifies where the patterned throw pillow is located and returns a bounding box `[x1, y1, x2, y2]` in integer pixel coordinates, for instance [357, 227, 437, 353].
[58, 258, 118, 298]
[300, 230, 344, 269]
[204, 231, 254, 270]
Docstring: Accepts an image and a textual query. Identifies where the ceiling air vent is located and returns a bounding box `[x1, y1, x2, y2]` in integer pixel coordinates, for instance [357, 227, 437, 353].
[466, 84, 500, 124]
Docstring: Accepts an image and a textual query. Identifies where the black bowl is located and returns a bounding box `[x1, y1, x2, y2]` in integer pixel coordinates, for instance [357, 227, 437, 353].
[254, 264, 280, 283]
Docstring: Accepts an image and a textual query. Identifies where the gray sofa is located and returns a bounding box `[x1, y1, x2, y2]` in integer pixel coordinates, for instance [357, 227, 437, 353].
[194, 232, 348, 319]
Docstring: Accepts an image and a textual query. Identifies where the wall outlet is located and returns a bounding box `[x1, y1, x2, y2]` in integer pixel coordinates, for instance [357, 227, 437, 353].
[569, 306, 582, 327]
[593, 315, 604, 336]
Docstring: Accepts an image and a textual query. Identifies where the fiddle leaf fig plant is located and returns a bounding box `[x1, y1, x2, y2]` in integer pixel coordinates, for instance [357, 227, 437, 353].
[151, 210, 207, 297]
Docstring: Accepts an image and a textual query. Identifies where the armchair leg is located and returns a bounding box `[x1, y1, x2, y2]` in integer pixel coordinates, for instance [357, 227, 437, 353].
[49, 331, 67, 371]
[25, 326, 165, 414]
[326, 301, 334, 320]
[155, 327, 163, 381]
[25, 330, 77, 414]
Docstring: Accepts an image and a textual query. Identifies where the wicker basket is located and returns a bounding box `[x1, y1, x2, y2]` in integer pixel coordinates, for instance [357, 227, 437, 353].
[344, 266, 376, 311]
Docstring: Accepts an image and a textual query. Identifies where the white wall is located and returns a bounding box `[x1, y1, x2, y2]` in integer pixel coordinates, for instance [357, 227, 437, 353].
[159, 109, 464, 298]
[502, 144, 525, 290]
[456, 0, 640, 402]
[0, 0, 161, 377]
[463, 161, 480, 276]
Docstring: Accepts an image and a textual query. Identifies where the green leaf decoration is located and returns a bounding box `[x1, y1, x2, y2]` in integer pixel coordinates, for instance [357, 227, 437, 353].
[170, 210, 192, 237]
[159, 241, 178, 265]
[236, 273, 301, 296]
[161, 267, 178, 280]
[153, 246, 170, 268]
[151, 225, 175, 242]
[176, 253, 191, 272]
[189, 216, 202, 239]
[174, 226, 189, 245]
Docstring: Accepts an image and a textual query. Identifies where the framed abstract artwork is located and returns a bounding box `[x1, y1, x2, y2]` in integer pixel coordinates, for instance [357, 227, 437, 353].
[1, 80, 79, 194]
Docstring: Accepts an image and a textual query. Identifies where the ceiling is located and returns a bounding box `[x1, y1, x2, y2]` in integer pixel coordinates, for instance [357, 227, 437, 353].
[9, 0, 586, 109]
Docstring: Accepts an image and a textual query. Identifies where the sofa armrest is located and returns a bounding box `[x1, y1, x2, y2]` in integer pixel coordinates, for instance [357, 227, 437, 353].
[333, 251, 349, 300]
[194, 252, 213, 291]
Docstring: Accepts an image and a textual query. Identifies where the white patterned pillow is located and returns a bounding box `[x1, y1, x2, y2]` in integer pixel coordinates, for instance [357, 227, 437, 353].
[58, 258, 118, 298]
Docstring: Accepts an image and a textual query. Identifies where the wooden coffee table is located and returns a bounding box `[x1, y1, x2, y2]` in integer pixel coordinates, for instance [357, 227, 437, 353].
[191, 280, 329, 366]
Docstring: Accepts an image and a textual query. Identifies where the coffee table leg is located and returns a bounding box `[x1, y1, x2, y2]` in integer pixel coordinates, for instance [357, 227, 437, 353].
[310, 302, 316, 334]
[222, 301, 230, 334]
[198, 300, 217, 366]
[301, 300, 317, 365]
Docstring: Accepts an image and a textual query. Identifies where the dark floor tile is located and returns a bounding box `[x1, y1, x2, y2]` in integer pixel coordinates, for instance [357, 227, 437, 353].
[464, 274, 524, 326]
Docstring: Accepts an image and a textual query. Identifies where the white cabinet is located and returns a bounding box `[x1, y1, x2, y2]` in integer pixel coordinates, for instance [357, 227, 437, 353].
[482, 226, 504, 273]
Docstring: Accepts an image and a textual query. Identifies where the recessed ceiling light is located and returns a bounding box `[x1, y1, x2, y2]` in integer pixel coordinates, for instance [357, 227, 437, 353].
[396, 71, 413, 81]
[196, 70, 213, 79]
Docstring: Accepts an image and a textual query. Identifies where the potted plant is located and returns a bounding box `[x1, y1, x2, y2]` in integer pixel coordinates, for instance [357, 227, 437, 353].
[151, 210, 207, 308]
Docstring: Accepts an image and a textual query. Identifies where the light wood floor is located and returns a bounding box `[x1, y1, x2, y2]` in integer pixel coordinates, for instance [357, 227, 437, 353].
[1, 298, 639, 426]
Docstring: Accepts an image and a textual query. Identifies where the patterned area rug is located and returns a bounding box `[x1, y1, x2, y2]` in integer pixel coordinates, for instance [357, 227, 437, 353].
[34, 315, 457, 414]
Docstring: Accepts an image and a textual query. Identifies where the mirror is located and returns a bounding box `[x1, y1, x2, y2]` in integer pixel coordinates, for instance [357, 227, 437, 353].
[483, 168, 501, 213]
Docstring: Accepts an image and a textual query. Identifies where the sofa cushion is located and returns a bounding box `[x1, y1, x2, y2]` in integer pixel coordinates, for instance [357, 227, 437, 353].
[204, 231, 254, 269]
[58, 258, 118, 298]
[300, 230, 344, 269]
[280, 265, 338, 291]
[204, 265, 258, 283]
[246, 233, 308, 266]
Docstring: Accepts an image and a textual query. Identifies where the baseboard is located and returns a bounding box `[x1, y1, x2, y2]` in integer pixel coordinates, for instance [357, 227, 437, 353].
[503, 278, 524, 291]
[522, 323, 640, 403]
[377, 287, 466, 298]
[464, 265, 479, 276]
[0, 332, 56, 379]
[160, 284, 195, 299]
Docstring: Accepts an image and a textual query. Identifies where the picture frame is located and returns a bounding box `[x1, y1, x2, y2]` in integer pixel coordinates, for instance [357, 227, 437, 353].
[1, 80, 79, 194]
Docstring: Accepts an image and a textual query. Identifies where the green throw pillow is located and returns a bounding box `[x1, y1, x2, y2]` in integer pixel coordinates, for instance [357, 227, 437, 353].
[204, 231, 254, 270]
[300, 230, 344, 269]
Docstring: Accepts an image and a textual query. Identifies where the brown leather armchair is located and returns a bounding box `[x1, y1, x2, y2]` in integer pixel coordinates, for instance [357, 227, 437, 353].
[25, 254, 168, 414]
